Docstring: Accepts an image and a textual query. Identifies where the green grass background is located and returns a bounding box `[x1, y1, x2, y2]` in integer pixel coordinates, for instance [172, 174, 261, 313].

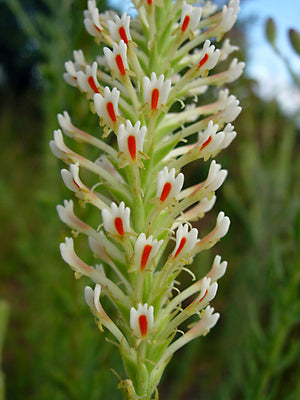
[0, 1, 299, 399]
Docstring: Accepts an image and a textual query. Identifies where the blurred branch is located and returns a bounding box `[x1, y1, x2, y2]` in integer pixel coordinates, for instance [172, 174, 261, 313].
[0, 301, 9, 400]
[265, 18, 300, 88]
[7, 0, 42, 42]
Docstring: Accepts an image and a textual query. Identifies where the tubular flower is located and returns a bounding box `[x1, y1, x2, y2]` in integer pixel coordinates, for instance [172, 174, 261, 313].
[180, 1, 202, 35]
[77, 61, 101, 97]
[143, 72, 172, 111]
[130, 303, 154, 339]
[117, 120, 147, 165]
[94, 86, 121, 129]
[172, 224, 199, 260]
[102, 201, 131, 236]
[156, 167, 184, 205]
[104, 40, 129, 77]
[197, 40, 220, 72]
[134, 233, 163, 271]
[51, 0, 243, 399]
[84, 0, 103, 39]
[107, 12, 132, 44]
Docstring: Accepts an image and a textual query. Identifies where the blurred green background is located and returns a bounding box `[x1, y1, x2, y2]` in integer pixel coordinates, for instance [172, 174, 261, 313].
[0, 0, 299, 399]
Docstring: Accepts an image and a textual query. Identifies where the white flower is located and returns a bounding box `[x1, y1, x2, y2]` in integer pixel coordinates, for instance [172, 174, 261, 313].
[219, 38, 239, 61]
[73, 49, 86, 68]
[56, 199, 95, 237]
[49, 129, 69, 160]
[197, 40, 220, 71]
[117, 120, 146, 164]
[220, 0, 240, 34]
[197, 121, 225, 159]
[104, 40, 129, 77]
[57, 199, 76, 226]
[61, 162, 85, 193]
[195, 277, 218, 306]
[84, 284, 102, 314]
[143, 72, 171, 111]
[57, 111, 74, 137]
[207, 255, 228, 281]
[156, 167, 184, 205]
[134, 233, 163, 271]
[107, 12, 131, 44]
[227, 58, 245, 83]
[172, 224, 199, 259]
[59, 237, 94, 274]
[130, 303, 154, 339]
[201, 1, 217, 18]
[64, 50, 88, 87]
[204, 160, 228, 192]
[77, 62, 101, 97]
[84, 0, 103, 38]
[102, 201, 131, 236]
[94, 87, 120, 128]
[183, 196, 216, 222]
[219, 123, 237, 150]
[220, 94, 241, 123]
[186, 306, 220, 338]
[180, 2, 202, 34]
[63, 61, 79, 87]
[213, 211, 230, 239]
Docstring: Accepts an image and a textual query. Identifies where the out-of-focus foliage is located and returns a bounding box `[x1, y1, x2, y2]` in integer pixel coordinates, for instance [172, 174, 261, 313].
[1, 1, 299, 400]
[1, 1, 123, 399]
[0, 301, 9, 400]
[265, 17, 300, 89]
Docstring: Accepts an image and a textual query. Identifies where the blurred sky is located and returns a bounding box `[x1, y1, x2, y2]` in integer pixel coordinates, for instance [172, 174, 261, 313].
[108, 0, 300, 112]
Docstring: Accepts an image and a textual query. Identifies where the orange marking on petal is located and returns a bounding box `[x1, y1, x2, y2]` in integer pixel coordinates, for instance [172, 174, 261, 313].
[119, 26, 128, 44]
[138, 315, 148, 337]
[127, 135, 136, 160]
[94, 24, 101, 34]
[198, 53, 209, 69]
[159, 182, 172, 202]
[141, 244, 152, 270]
[200, 135, 212, 150]
[174, 237, 187, 258]
[151, 88, 159, 110]
[106, 102, 116, 122]
[115, 54, 126, 75]
[87, 76, 99, 93]
[181, 15, 190, 32]
[72, 178, 81, 189]
[114, 217, 124, 235]
[198, 289, 208, 303]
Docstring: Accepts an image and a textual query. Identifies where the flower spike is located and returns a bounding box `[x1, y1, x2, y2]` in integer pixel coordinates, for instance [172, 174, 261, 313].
[52, 0, 243, 397]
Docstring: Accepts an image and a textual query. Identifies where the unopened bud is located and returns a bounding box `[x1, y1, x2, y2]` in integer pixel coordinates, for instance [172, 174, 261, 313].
[289, 28, 300, 56]
[265, 18, 276, 45]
